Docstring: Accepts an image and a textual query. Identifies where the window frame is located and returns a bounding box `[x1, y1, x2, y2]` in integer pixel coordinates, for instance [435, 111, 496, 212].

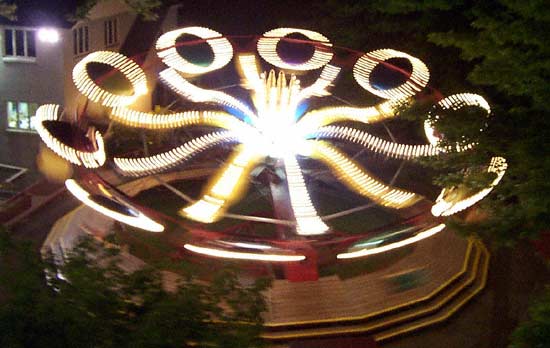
[2, 27, 37, 62]
[6, 100, 39, 132]
[104, 18, 118, 47]
[72, 25, 90, 56]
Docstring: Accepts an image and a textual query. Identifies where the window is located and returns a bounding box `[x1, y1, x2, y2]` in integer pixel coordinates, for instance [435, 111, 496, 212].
[104, 18, 118, 46]
[73, 26, 89, 55]
[7, 101, 38, 131]
[3, 29, 36, 59]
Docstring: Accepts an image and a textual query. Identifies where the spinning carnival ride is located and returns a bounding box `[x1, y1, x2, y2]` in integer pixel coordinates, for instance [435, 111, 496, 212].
[36, 27, 507, 264]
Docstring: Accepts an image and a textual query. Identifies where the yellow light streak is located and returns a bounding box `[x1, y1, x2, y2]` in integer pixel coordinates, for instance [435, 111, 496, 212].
[35, 104, 106, 168]
[296, 99, 406, 135]
[183, 243, 306, 262]
[298, 64, 341, 100]
[72, 51, 147, 107]
[283, 154, 329, 235]
[180, 146, 260, 223]
[337, 224, 445, 259]
[65, 179, 164, 232]
[110, 107, 250, 130]
[353, 49, 429, 100]
[156, 27, 233, 75]
[237, 54, 263, 90]
[258, 28, 333, 71]
[114, 131, 237, 176]
[431, 157, 507, 217]
[311, 141, 419, 208]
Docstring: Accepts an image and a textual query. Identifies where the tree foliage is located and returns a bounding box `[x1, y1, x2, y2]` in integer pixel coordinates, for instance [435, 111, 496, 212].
[509, 286, 550, 348]
[0, 230, 269, 348]
[316, 0, 550, 244]
[0, 1, 16, 20]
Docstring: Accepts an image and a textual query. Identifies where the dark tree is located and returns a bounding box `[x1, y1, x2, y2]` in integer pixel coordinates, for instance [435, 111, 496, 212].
[509, 287, 550, 348]
[0, 230, 269, 348]
[314, 0, 550, 244]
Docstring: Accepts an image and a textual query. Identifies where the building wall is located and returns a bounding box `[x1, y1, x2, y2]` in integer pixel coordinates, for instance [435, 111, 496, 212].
[0, 2, 181, 186]
[0, 25, 67, 170]
[63, 11, 138, 117]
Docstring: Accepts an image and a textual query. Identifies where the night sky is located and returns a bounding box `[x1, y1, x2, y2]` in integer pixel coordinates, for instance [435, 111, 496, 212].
[6, 0, 318, 31]
[6, 0, 78, 27]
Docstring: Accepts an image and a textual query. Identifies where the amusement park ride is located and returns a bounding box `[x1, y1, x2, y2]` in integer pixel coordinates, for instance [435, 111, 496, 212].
[35, 27, 507, 279]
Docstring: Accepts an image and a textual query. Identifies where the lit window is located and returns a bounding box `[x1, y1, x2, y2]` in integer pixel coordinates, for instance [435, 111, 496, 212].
[104, 18, 118, 46]
[73, 26, 89, 55]
[7, 101, 38, 131]
[3, 28, 36, 58]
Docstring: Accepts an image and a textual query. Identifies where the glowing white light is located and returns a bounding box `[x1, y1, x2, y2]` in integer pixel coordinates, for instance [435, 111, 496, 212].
[184, 243, 306, 262]
[432, 157, 507, 216]
[258, 28, 333, 71]
[38, 28, 60, 43]
[353, 49, 429, 100]
[35, 104, 106, 168]
[220, 241, 273, 250]
[249, 69, 312, 157]
[337, 224, 445, 259]
[73, 51, 148, 107]
[65, 179, 164, 232]
[156, 27, 233, 75]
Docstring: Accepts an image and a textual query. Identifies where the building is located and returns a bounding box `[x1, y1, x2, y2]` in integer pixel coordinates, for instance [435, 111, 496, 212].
[0, 15, 67, 186]
[0, 1, 179, 191]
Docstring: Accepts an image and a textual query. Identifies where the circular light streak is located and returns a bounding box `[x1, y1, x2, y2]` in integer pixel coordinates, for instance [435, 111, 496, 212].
[353, 49, 430, 100]
[65, 179, 164, 233]
[156, 27, 233, 75]
[72, 51, 148, 107]
[257, 28, 333, 71]
[337, 224, 446, 259]
[35, 104, 106, 168]
[425, 93, 491, 151]
[431, 157, 507, 217]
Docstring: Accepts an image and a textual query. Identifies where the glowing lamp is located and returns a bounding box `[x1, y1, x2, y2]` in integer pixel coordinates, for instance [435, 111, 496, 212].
[38, 28, 60, 43]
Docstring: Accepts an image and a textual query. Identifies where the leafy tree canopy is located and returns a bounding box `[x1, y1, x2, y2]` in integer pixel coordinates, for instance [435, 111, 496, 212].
[0, 229, 269, 348]
[0, 1, 16, 20]
[509, 286, 550, 348]
[0, 0, 164, 22]
[315, 0, 550, 244]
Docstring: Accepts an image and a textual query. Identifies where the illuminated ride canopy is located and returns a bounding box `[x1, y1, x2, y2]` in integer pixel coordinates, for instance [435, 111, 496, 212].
[37, 27, 507, 262]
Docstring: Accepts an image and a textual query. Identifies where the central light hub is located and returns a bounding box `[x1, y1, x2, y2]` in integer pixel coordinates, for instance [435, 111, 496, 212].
[252, 70, 309, 157]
